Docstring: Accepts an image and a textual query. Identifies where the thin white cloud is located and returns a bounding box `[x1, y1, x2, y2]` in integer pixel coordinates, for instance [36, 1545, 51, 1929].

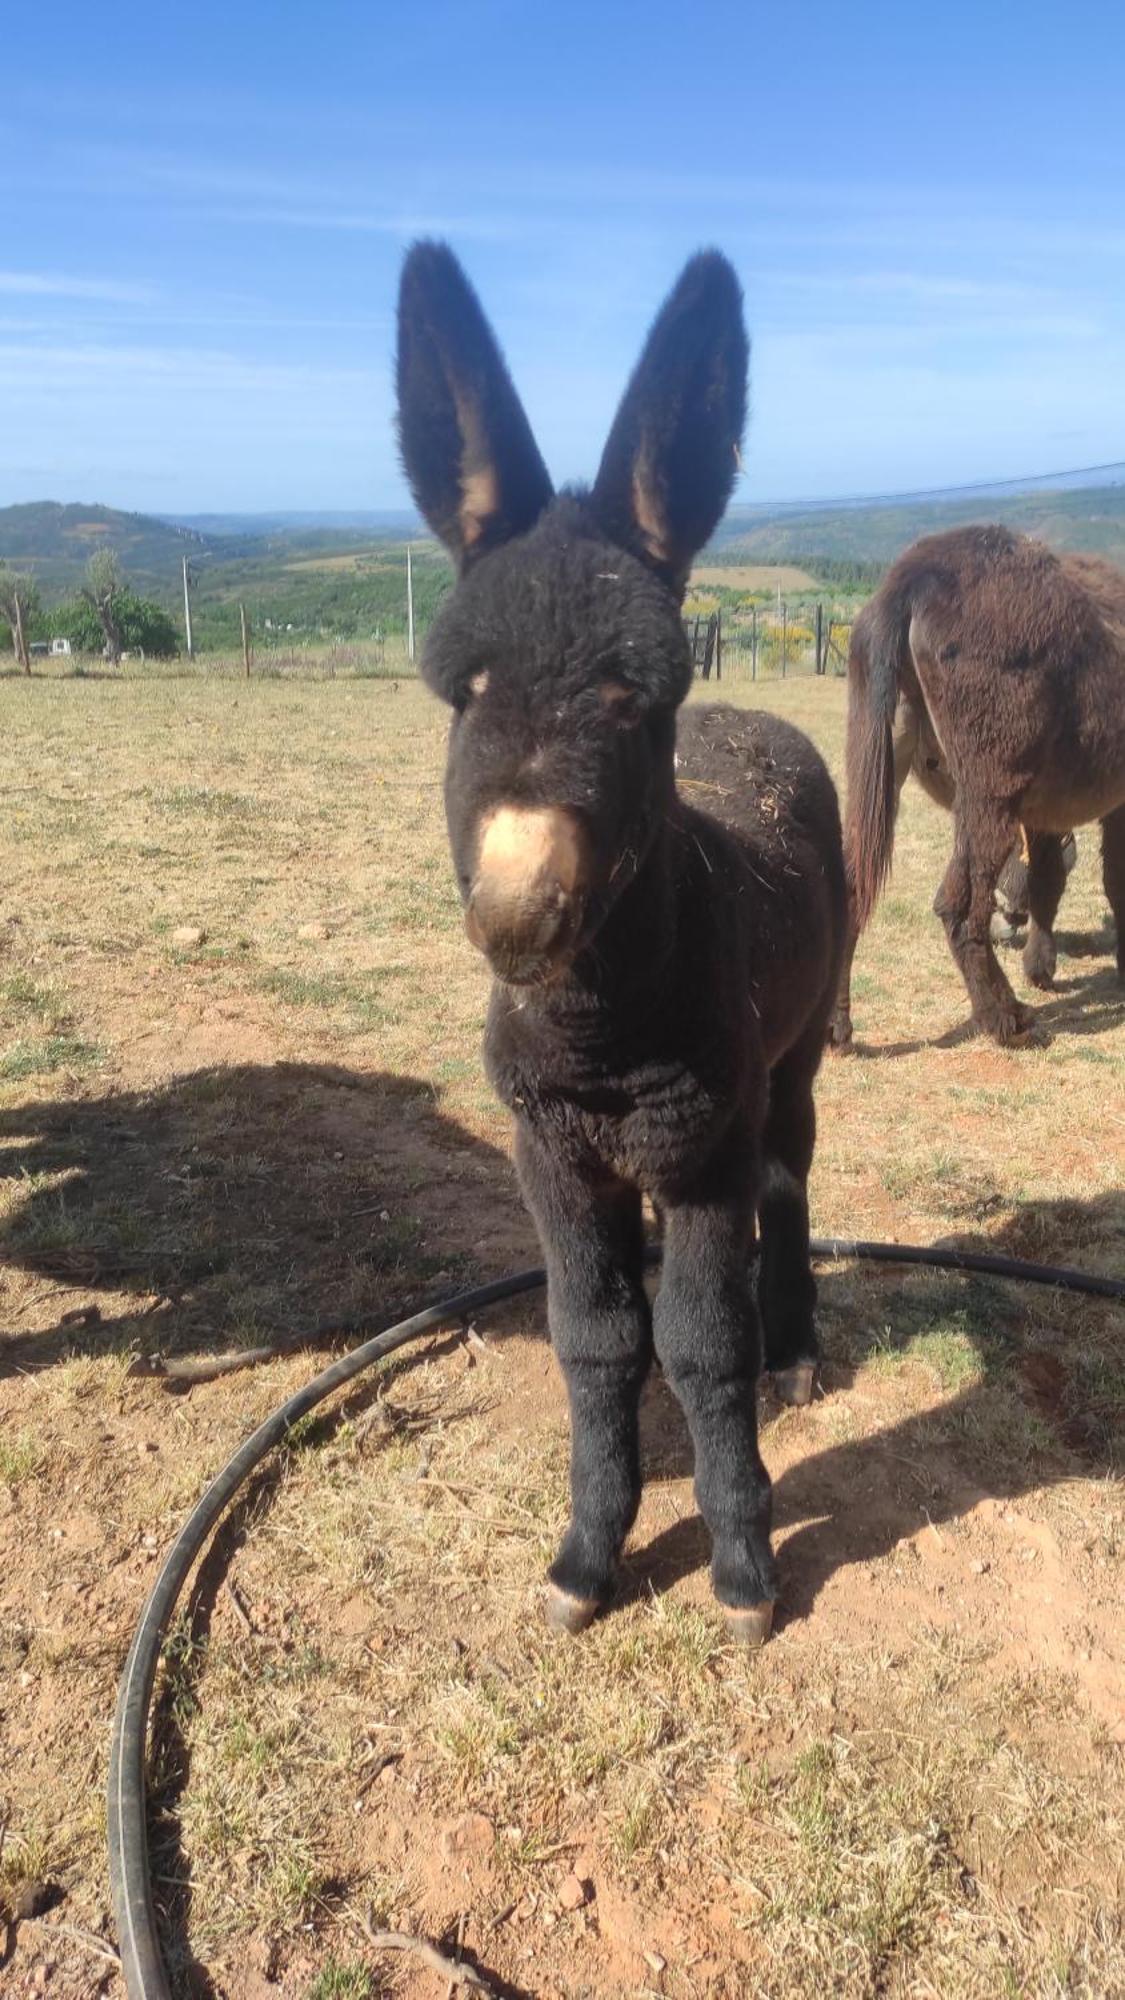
[0, 271, 155, 304]
[213, 204, 515, 239]
[0, 339, 374, 394]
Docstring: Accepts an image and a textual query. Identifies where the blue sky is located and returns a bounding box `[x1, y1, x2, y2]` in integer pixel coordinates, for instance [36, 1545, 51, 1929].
[3, 0, 1124, 514]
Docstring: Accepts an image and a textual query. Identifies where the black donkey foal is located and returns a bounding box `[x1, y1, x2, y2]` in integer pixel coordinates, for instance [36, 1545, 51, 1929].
[396, 244, 846, 1646]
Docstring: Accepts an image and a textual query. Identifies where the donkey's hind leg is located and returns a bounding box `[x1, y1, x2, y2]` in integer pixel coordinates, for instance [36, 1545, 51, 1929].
[1023, 833, 1068, 990]
[759, 1029, 820, 1407]
[1102, 805, 1125, 982]
[935, 801, 1048, 1046]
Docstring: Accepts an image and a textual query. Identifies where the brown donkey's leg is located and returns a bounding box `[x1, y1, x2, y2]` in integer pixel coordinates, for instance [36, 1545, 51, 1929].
[1102, 804, 1125, 981]
[1023, 833, 1068, 990]
[827, 902, 861, 1051]
[830, 708, 919, 1050]
[934, 802, 1048, 1045]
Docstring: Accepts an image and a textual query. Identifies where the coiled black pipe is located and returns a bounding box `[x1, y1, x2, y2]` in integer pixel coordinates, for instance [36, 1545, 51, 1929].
[108, 1237, 1123, 1998]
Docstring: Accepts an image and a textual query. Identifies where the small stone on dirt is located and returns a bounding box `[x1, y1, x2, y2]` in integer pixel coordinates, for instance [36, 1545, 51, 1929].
[970, 1558, 991, 1574]
[298, 921, 330, 941]
[558, 1873, 591, 1910]
[644, 1950, 668, 1975]
[171, 925, 205, 948]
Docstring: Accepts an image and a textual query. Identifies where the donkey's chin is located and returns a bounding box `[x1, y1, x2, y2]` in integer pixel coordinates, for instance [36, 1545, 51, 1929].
[466, 892, 585, 988]
[485, 941, 577, 989]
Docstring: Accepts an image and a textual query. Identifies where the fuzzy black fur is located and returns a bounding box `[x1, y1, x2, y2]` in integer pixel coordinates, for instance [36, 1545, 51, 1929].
[396, 244, 846, 1632]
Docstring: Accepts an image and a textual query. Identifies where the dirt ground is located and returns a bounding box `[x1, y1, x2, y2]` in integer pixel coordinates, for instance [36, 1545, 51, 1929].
[1, 669, 1122, 1999]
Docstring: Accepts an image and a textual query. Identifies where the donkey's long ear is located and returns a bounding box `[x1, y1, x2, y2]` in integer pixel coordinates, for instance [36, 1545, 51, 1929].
[590, 251, 747, 593]
[396, 242, 553, 569]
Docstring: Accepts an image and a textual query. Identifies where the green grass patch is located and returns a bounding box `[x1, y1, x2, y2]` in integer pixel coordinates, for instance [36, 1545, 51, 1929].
[307, 1965, 375, 2000]
[0, 1034, 103, 1079]
[148, 785, 259, 819]
[258, 967, 397, 1033]
[0, 1433, 42, 1484]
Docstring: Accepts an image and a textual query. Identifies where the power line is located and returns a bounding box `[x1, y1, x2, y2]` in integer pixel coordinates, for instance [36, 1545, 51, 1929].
[738, 458, 1125, 515]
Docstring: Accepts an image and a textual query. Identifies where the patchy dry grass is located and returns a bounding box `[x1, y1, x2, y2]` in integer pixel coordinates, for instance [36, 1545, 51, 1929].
[0, 671, 1122, 1997]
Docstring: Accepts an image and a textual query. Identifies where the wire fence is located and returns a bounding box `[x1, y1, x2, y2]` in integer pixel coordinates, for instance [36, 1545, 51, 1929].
[686, 605, 853, 682]
[14, 609, 856, 685]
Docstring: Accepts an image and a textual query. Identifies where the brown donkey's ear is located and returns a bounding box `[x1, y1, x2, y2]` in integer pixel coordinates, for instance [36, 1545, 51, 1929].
[590, 251, 747, 594]
[396, 242, 554, 569]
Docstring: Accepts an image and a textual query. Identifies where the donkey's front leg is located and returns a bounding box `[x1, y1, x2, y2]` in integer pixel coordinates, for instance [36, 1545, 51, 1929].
[516, 1128, 652, 1634]
[653, 1139, 777, 1648]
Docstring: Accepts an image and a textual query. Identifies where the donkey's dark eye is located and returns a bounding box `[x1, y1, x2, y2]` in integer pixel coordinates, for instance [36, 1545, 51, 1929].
[454, 668, 491, 714]
[598, 680, 643, 725]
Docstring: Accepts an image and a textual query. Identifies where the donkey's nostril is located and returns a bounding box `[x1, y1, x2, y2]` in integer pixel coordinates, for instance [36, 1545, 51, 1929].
[465, 878, 579, 982]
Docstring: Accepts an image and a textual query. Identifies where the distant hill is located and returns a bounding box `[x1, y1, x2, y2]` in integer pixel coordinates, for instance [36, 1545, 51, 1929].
[0, 501, 219, 597]
[709, 471, 1125, 567]
[165, 509, 418, 539]
[4, 473, 1123, 652]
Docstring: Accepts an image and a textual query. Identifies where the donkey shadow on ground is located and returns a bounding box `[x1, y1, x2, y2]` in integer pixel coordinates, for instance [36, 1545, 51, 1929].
[631, 1189, 1125, 1625]
[2, 1066, 1120, 1631]
[847, 920, 1122, 1060]
[0, 1061, 534, 1379]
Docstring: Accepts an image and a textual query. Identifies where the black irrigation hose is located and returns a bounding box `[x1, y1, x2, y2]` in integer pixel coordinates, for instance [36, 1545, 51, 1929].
[108, 1238, 1124, 1999]
[808, 1235, 1125, 1301]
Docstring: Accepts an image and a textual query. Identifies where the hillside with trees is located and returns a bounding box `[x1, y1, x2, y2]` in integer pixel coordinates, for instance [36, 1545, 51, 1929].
[3, 472, 1123, 658]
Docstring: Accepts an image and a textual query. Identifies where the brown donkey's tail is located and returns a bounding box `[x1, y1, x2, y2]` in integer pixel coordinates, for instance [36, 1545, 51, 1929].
[843, 591, 909, 932]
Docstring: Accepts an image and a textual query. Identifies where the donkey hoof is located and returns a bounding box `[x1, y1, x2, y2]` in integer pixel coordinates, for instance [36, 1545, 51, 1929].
[1004, 1019, 1051, 1049]
[545, 1585, 603, 1636]
[724, 1600, 775, 1650]
[1023, 947, 1057, 991]
[772, 1360, 816, 1407]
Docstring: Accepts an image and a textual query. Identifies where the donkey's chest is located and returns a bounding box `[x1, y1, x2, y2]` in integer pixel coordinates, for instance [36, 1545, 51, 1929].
[486, 1019, 739, 1192]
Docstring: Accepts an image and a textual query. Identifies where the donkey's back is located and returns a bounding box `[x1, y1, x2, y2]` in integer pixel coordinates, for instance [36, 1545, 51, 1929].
[676, 703, 845, 1060]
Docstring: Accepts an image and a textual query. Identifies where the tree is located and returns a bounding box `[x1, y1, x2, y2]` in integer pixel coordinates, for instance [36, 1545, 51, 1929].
[0, 565, 41, 674]
[49, 596, 104, 653]
[115, 590, 179, 658]
[82, 547, 125, 663]
[51, 588, 180, 660]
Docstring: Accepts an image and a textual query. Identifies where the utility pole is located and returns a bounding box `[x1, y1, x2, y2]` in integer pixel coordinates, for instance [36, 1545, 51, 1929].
[182, 556, 194, 660]
[406, 544, 415, 664]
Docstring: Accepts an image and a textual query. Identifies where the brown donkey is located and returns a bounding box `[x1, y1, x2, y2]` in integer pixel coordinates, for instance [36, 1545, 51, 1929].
[833, 524, 1125, 1048]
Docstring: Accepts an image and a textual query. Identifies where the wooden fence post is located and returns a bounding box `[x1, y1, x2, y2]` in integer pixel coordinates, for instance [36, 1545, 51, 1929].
[13, 593, 29, 675]
[815, 601, 824, 675]
[240, 602, 251, 679]
[715, 606, 722, 682]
